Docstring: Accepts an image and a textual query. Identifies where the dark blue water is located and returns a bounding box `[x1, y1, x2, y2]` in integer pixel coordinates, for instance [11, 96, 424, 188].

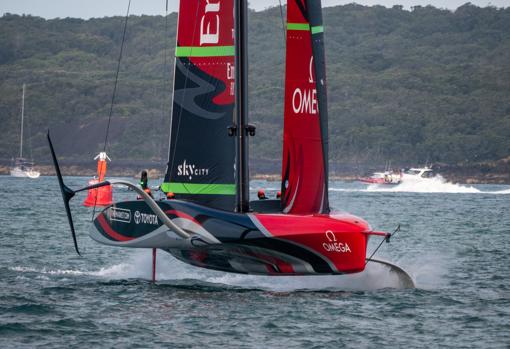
[1, 176, 509, 348]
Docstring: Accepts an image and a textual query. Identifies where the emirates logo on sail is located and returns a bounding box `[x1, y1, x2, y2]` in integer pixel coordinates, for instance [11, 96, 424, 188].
[177, 160, 209, 180]
[292, 56, 318, 115]
[200, 0, 221, 45]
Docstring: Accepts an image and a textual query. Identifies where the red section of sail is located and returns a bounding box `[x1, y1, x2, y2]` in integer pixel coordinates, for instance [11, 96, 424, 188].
[177, 0, 234, 104]
[281, 1, 326, 214]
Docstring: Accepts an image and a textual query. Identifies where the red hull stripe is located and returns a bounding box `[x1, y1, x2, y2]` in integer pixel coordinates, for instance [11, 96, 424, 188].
[165, 210, 202, 227]
[247, 213, 273, 237]
[97, 214, 134, 242]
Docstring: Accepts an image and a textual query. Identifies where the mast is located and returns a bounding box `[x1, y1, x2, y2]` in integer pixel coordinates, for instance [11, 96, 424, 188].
[19, 83, 25, 159]
[234, 0, 250, 213]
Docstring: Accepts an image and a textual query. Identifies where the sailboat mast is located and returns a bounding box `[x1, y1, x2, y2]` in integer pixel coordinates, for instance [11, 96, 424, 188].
[19, 83, 25, 159]
[234, 0, 250, 213]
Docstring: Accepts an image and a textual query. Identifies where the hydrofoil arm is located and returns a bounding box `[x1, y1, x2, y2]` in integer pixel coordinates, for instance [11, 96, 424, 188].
[106, 179, 190, 239]
[47, 131, 190, 256]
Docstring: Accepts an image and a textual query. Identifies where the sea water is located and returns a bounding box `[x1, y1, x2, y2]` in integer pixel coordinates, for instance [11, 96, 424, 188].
[0, 176, 509, 348]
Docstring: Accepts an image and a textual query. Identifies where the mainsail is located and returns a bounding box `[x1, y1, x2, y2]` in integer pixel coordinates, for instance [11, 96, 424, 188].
[281, 0, 330, 214]
[162, 0, 236, 211]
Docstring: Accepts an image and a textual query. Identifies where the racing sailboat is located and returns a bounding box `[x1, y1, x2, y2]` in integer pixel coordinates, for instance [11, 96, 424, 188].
[48, 0, 413, 287]
[11, 84, 40, 179]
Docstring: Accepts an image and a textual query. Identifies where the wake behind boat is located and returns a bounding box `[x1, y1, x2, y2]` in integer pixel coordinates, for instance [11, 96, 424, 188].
[49, 0, 413, 288]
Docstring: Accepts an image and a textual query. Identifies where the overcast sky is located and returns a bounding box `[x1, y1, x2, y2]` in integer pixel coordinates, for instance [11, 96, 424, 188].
[0, 0, 508, 19]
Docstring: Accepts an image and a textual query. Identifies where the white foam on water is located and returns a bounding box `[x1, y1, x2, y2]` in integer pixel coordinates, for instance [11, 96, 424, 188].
[11, 250, 422, 291]
[492, 188, 510, 194]
[9, 261, 153, 279]
[408, 256, 449, 290]
[95, 250, 417, 291]
[329, 188, 359, 192]
[382, 253, 449, 291]
[365, 176, 482, 193]
[42, 242, 449, 292]
[329, 177, 510, 195]
[10, 266, 89, 276]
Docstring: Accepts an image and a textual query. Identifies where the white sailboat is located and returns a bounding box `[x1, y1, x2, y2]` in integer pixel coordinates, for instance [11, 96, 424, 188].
[10, 84, 40, 179]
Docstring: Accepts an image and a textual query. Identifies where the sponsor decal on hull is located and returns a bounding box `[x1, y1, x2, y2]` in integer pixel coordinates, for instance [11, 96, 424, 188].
[322, 231, 351, 253]
[109, 207, 131, 223]
[134, 211, 159, 225]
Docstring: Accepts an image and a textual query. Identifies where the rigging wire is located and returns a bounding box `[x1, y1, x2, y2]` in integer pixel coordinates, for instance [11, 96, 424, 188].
[166, 2, 202, 187]
[23, 84, 34, 162]
[159, 0, 171, 165]
[102, 0, 132, 153]
[365, 225, 401, 266]
[92, 0, 132, 220]
[278, 0, 286, 42]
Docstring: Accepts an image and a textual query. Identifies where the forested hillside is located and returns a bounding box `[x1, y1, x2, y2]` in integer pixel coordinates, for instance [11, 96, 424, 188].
[0, 3, 509, 169]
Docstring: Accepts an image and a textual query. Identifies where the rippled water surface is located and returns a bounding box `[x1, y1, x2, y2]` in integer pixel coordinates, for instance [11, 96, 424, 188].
[1, 176, 509, 348]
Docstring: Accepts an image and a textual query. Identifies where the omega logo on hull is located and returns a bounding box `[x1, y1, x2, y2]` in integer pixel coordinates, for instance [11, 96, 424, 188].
[322, 230, 352, 253]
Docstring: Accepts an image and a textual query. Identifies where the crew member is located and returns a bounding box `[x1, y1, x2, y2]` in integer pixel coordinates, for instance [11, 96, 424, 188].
[139, 170, 153, 198]
[257, 189, 267, 200]
[276, 191, 281, 199]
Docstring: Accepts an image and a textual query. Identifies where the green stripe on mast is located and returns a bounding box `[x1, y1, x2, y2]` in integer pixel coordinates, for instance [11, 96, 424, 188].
[311, 25, 324, 34]
[287, 23, 324, 34]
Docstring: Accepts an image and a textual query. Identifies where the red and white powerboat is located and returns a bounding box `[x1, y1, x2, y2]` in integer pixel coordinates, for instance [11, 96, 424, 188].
[359, 171, 402, 185]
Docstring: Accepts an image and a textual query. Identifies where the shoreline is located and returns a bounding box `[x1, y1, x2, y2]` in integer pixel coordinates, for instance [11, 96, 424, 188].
[1, 164, 508, 185]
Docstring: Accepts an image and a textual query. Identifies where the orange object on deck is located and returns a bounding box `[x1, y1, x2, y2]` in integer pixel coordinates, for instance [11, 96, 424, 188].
[83, 152, 112, 207]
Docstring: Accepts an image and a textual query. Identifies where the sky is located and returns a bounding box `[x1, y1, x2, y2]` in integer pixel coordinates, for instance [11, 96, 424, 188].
[0, 0, 508, 19]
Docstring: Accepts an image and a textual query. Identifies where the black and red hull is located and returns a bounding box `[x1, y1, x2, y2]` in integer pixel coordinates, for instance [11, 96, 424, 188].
[91, 200, 372, 276]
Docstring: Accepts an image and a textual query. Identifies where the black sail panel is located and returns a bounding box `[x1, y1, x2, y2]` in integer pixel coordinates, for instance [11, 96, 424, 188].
[162, 1, 236, 211]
